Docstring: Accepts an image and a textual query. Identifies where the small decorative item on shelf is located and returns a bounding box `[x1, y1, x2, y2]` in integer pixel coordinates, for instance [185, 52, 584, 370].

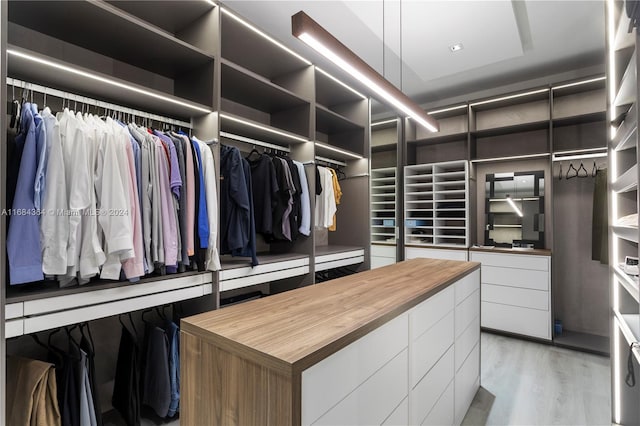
[554, 319, 563, 335]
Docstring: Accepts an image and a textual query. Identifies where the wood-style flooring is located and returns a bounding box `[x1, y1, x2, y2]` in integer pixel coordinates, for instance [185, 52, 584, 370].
[463, 332, 611, 426]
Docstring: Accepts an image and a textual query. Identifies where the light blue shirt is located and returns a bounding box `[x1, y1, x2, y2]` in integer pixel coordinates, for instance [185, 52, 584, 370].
[7, 103, 44, 284]
[32, 104, 48, 210]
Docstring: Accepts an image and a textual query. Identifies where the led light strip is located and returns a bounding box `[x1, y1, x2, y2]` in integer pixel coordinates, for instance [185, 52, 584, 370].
[221, 8, 311, 66]
[470, 88, 548, 107]
[315, 142, 363, 159]
[220, 131, 290, 153]
[220, 113, 309, 143]
[552, 152, 608, 162]
[371, 118, 398, 127]
[315, 155, 347, 167]
[8, 49, 212, 114]
[428, 104, 468, 115]
[552, 76, 606, 91]
[316, 66, 366, 100]
[470, 153, 550, 163]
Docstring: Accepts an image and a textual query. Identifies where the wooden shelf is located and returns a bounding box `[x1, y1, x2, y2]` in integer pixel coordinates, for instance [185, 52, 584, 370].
[221, 59, 310, 113]
[472, 120, 549, 138]
[409, 132, 468, 145]
[614, 12, 636, 52]
[9, 0, 215, 79]
[372, 143, 398, 153]
[221, 8, 309, 80]
[7, 45, 212, 120]
[613, 103, 638, 151]
[220, 112, 309, 145]
[315, 67, 365, 107]
[315, 140, 363, 162]
[552, 111, 606, 127]
[613, 164, 639, 193]
[613, 225, 639, 243]
[614, 264, 640, 303]
[316, 104, 364, 134]
[614, 50, 637, 108]
[106, 1, 214, 36]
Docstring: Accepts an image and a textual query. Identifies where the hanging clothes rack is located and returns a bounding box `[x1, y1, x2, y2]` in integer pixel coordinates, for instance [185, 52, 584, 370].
[5, 77, 193, 129]
[220, 131, 290, 153]
[314, 156, 348, 167]
[552, 147, 607, 162]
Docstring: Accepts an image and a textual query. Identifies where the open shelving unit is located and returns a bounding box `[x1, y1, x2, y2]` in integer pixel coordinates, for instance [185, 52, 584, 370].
[404, 160, 469, 249]
[607, 0, 640, 423]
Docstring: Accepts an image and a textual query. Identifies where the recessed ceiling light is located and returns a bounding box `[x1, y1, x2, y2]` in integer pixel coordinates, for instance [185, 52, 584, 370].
[449, 43, 464, 52]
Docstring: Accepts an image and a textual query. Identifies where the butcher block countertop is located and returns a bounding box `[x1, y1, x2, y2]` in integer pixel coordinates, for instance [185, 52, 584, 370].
[181, 258, 480, 374]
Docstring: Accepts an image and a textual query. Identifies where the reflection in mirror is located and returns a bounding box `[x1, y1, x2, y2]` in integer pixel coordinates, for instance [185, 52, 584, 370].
[485, 171, 545, 248]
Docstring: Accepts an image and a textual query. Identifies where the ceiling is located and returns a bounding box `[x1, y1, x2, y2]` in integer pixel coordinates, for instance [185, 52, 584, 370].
[220, 0, 605, 114]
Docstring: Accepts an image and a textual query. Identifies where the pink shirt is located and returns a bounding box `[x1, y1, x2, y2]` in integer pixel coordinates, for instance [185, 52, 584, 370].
[153, 135, 179, 267]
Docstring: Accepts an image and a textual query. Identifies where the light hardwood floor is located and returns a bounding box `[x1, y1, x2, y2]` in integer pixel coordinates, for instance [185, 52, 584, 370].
[463, 332, 611, 426]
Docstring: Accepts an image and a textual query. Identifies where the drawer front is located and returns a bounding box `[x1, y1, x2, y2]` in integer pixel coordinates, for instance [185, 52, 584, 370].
[6, 319, 24, 338]
[482, 266, 549, 291]
[410, 285, 454, 340]
[454, 343, 480, 425]
[455, 290, 480, 339]
[411, 311, 454, 388]
[410, 345, 454, 425]
[371, 256, 396, 269]
[455, 315, 480, 372]
[455, 270, 479, 305]
[371, 245, 397, 257]
[470, 252, 549, 271]
[312, 349, 408, 426]
[5, 302, 24, 320]
[382, 397, 408, 426]
[302, 313, 409, 425]
[482, 283, 549, 311]
[422, 380, 454, 426]
[482, 301, 551, 340]
[406, 247, 468, 261]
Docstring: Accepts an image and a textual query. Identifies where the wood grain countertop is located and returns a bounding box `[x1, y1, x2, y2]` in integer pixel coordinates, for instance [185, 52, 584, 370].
[469, 247, 552, 256]
[181, 258, 480, 374]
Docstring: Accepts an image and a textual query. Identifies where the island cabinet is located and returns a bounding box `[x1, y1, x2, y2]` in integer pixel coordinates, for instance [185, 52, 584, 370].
[180, 258, 481, 426]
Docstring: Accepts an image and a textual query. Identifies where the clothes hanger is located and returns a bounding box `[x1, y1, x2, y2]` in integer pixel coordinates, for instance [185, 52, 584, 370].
[592, 161, 598, 177]
[246, 145, 262, 160]
[141, 308, 154, 325]
[30, 333, 49, 351]
[566, 162, 578, 179]
[577, 161, 589, 178]
[559, 162, 563, 180]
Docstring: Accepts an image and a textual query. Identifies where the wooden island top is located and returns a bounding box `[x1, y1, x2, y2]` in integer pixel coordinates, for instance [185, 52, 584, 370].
[181, 258, 480, 374]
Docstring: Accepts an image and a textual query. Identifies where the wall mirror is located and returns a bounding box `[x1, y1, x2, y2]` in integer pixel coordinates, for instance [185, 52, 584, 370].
[485, 171, 545, 248]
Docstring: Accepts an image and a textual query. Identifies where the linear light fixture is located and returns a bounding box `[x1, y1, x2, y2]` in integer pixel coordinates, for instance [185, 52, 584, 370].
[470, 88, 548, 107]
[371, 118, 398, 127]
[470, 153, 550, 163]
[315, 141, 363, 159]
[222, 8, 311, 66]
[505, 195, 523, 217]
[552, 152, 608, 162]
[292, 11, 439, 133]
[428, 104, 468, 115]
[220, 113, 309, 143]
[552, 76, 606, 91]
[8, 49, 212, 114]
[316, 66, 366, 100]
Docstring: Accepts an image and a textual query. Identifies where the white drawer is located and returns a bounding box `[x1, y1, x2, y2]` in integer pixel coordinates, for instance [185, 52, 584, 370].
[455, 315, 480, 372]
[455, 270, 479, 305]
[470, 252, 549, 271]
[302, 313, 409, 425]
[5, 319, 24, 338]
[410, 285, 454, 340]
[383, 397, 408, 426]
[455, 290, 480, 339]
[422, 380, 454, 426]
[482, 283, 549, 311]
[482, 301, 551, 340]
[371, 245, 397, 257]
[406, 247, 468, 261]
[371, 256, 396, 269]
[482, 266, 549, 291]
[454, 343, 480, 425]
[410, 345, 454, 425]
[312, 349, 408, 426]
[5, 302, 24, 320]
[411, 311, 454, 388]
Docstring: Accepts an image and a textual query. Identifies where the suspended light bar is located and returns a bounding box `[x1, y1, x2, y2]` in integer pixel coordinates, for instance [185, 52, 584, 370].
[506, 195, 523, 217]
[292, 11, 439, 133]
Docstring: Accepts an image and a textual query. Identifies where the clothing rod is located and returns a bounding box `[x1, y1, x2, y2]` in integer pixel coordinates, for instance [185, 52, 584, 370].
[219, 131, 290, 153]
[315, 156, 347, 167]
[6, 77, 193, 129]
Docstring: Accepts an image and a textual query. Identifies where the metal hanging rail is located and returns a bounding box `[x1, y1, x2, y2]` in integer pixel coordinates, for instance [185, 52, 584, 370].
[552, 147, 608, 162]
[6, 77, 193, 129]
[219, 131, 291, 153]
[315, 155, 348, 167]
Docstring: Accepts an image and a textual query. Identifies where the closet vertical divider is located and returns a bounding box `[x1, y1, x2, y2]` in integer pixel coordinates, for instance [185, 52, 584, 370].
[0, 1, 6, 419]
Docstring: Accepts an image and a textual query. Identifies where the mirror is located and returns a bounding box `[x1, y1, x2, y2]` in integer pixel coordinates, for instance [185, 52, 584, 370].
[485, 171, 545, 248]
